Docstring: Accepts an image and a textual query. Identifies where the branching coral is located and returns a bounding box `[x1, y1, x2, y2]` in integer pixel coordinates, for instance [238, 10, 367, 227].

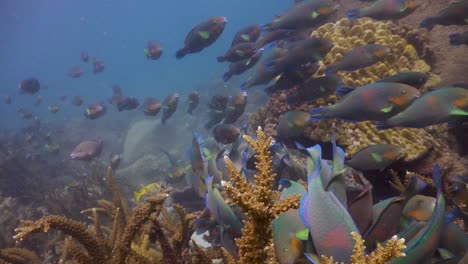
[321, 232, 406, 264]
[223, 126, 301, 263]
[0, 248, 41, 264]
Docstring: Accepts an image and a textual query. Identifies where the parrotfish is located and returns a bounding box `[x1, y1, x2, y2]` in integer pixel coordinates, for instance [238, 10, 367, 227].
[81, 51, 89, 62]
[191, 132, 206, 179]
[364, 176, 426, 251]
[345, 144, 405, 171]
[70, 138, 103, 161]
[116, 97, 139, 112]
[224, 91, 247, 124]
[375, 87, 468, 129]
[48, 104, 60, 114]
[299, 145, 358, 264]
[240, 59, 283, 90]
[450, 175, 468, 207]
[18, 78, 40, 95]
[324, 44, 391, 74]
[347, 0, 419, 20]
[213, 124, 240, 144]
[262, 0, 339, 30]
[92, 59, 105, 74]
[71, 96, 84, 107]
[263, 38, 334, 72]
[231, 24, 261, 46]
[160, 148, 189, 183]
[222, 48, 264, 82]
[449, 31, 468, 46]
[273, 179, 307, 264]
[265, 62, 320, 95]
[144, 41, 163, 60]
[255, 29, 291, 49]
[308, 82, 420, 122]
[142, 97, 161, 117]
[286, 75, 344, 105]
[440, 219, 468, 257]
[402, 195, 436, 221]
[377, 72, 429, 89]
[161, 93, 179, 125]
[187, 91, 200, 115]
[389, 165, 446, 264]
[276, 110, 311, 139]
[69, 66, 83, 78]
[84, 103, 106, 120]
[217, 42, 257, 63]
[205, 95, 228, 129]
[205, 176, 243, 259]
[176, 16, 227, 59]
[420, 1, 468, 30]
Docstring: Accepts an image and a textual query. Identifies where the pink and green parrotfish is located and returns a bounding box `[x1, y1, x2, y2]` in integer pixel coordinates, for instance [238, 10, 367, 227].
[324, 44, 391, 74]
[347, 0, 419, 21]
[345, 144, 405, 172]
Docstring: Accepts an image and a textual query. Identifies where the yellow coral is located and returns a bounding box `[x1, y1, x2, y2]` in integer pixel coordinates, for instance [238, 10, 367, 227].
[223, 127, 301, 264]
[301, 18, 441, 161]
[321, 232, 406, 264]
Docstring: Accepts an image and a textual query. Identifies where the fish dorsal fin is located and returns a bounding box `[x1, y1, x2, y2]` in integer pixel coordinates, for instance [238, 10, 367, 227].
[199, 31, 210, 39]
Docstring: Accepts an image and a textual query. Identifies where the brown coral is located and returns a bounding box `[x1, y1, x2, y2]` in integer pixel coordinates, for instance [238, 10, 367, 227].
[223, 127, 301, 263]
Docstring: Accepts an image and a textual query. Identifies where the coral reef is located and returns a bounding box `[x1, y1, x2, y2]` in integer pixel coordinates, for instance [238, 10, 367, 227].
[260, 18, 445, 162]
[223, 127, 301, 263]
[321, 232, 406, 264]
[0, 248, 41, 264]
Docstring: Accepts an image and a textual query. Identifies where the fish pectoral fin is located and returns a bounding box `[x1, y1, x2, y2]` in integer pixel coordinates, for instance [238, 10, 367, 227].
[241, 34, 250, 41]
[380, 104, 394, 113]
[311, 11, 319, 19]
[295, 229, 309, 240]
[371, 152, 383, 163]
[199, 31, 210, 39]
[143, 48, 149, 55]
[450, 108, 468, 116]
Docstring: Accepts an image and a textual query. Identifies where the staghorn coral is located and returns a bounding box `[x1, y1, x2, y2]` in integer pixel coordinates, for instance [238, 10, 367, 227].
[321, 232, 406, 264]
[223, 126, 301, 264]
[0, 248, 41, 264]
[260, 18, 442, 162]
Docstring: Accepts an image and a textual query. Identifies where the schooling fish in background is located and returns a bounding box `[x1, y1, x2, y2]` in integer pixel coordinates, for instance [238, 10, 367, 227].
[217, 42, 257, 63]
[3, 95, 12, 104]
[325, 44, 391, 74]
[276, 110, 311, 139]
[176, 16, 227, 59]
[273, 179, 307, 264]
[449, 31, 468, 46]
[70, 138, 103, 161]
[299, 145, 358, 264]
[161, 93, 179, 125]
[18, 78, 40, 95]
[223, 91, 248, 124]
[240, 60, 283, 90]
[420, 0, 468, 30]
[389, 165, 446, 264]
[213, 124, 241, 144]
[231, 24, 261, 47]
[142, 97, 161, 116]
[262, 0, 339, 31]
[144, 41, 163, 60]
[265, 62, 320, 95]
[204, 94, 228, 129]
[375, 87, 468, 129]
[205, 176, 243, 259]
[81, 51, 89, 62]
[222, 48, 264, 82]
[116, 97, 139, 112]
[309, 82, 420, 122]
[34, 96, 43, 107]
[286, 75, 344, 105]
[71, 96, 84, 106]
[68, 66, 83, 78]
[254, 29, 291, 49]
[364, 176, 427, 251]
[48, 104, 60, 114]
[347, 0, 419, 20]
[263, 38, 334, 73]
[345, 144, 405, 172]
[92, 58, 105, 74]
[84, 103, 106, 120]
[376, 72, 429, 89]
[187, 91, 200, 115]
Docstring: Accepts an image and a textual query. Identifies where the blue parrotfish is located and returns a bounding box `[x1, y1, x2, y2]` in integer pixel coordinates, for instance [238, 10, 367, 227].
[347, 0, 419, 21]
[308, 82, 420, 122]
[299, 144, 359, 264]
[375, 87, 468, 129]
[345, 144, 405, 171]
[420, 1, 468, 30]
[324, 44, 391, 74]
[273, 179, 307, 264]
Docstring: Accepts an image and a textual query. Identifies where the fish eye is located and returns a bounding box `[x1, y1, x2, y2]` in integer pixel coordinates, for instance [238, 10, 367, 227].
[401, 89, 407, 94]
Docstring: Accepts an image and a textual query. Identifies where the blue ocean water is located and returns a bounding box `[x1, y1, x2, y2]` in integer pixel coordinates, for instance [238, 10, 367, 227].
[0, 0, 290, 129]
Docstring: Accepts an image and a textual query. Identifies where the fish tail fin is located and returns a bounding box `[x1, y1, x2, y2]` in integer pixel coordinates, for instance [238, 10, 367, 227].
[217, 56, 225, 62]
[449, 33, 460, 46]
[222, 72, 232, 82]
[204, 175, 214, 190]
[133, 191, 142, 202]
[432, 164, 443, 193]
[346, 9, 361, 20]
[335, 85, 354, 97]
[259, 23, 272, 32]
[176, 48, 187, 59]
[308, 107, 330, 121]
[402, 176, 427, 199]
